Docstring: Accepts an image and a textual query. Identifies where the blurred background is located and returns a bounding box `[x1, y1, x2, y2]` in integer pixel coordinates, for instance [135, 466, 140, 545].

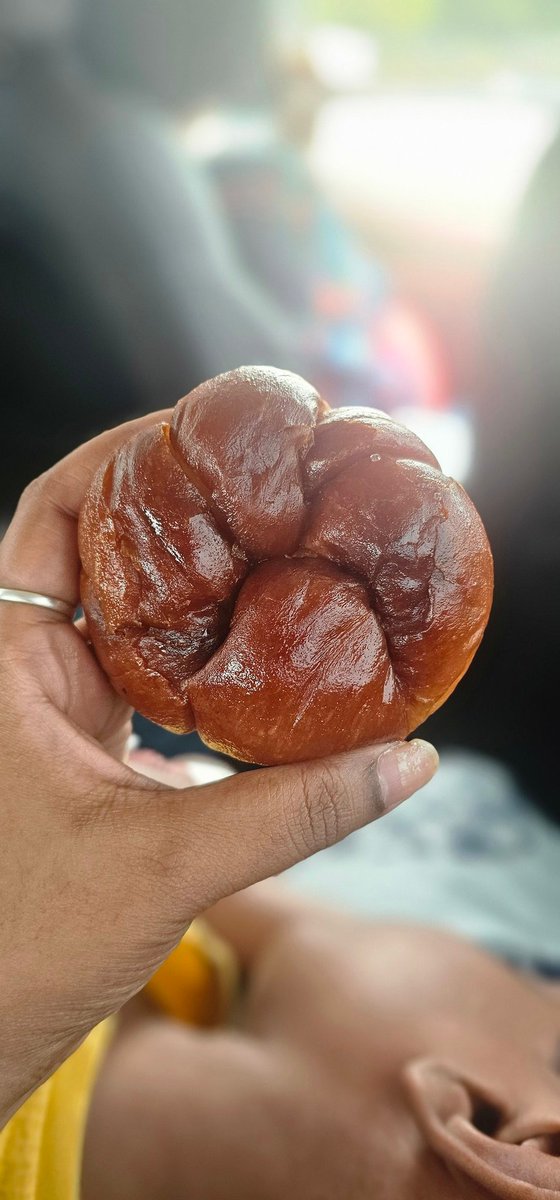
[1, 0, 559, 820]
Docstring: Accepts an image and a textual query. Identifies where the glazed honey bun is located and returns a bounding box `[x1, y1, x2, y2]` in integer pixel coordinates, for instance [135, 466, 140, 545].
[79, 367, 493, 765]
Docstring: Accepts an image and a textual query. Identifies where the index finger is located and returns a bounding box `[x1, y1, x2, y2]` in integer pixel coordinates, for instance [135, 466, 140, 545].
[0, 410, 172, 608]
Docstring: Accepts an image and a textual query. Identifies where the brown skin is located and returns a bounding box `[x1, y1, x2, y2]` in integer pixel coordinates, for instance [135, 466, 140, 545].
[82, 881, 560, 1200]
[0, 420, 438, 1127]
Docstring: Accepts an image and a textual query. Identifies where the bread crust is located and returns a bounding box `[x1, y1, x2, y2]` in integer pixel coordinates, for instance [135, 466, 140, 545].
[79, 367, 493, 764]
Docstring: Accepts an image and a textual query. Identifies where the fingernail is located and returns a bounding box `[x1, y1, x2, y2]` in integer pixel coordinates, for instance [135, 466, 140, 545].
[376, 739, 439, 813]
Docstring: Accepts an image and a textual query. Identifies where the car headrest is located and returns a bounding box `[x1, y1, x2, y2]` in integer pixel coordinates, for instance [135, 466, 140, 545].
[0, 0, 77, 42]
[77, 0, 270, 109]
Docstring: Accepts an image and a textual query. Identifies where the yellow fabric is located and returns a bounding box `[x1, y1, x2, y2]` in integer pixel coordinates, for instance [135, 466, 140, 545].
[0, 1020, 113, 1200]
[0, 920, 238, 1200]
[144, 919, 239, 1027]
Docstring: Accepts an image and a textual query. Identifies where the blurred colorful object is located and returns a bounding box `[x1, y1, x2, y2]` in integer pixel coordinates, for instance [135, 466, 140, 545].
[185, 109, 452, 417]
[301, 24, 379, 92]
[372, 299, 449, 411]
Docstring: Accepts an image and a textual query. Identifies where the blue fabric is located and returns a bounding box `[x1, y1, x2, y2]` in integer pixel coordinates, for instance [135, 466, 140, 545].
[285, 751, 560, 971]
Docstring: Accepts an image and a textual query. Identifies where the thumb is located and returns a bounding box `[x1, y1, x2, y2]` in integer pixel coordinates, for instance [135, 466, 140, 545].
[116, 738, 438, 918]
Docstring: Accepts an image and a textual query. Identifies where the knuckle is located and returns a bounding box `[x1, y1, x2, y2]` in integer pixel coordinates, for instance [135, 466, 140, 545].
[17, 468, 72, 525]
[19, 472, 50, 510]
[288, 762, 348, 856]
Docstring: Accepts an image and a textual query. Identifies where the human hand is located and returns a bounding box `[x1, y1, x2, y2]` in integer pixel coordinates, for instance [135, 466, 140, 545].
[0, 416, 438, 1124]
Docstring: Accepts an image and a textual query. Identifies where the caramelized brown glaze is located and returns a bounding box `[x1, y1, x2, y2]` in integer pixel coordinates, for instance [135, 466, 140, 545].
[79, 366, 493, 764]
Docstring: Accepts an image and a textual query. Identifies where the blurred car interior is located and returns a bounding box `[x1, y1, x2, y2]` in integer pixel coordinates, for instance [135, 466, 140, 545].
[0, 0, 300, 512]
[2, 0, 559, 817]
